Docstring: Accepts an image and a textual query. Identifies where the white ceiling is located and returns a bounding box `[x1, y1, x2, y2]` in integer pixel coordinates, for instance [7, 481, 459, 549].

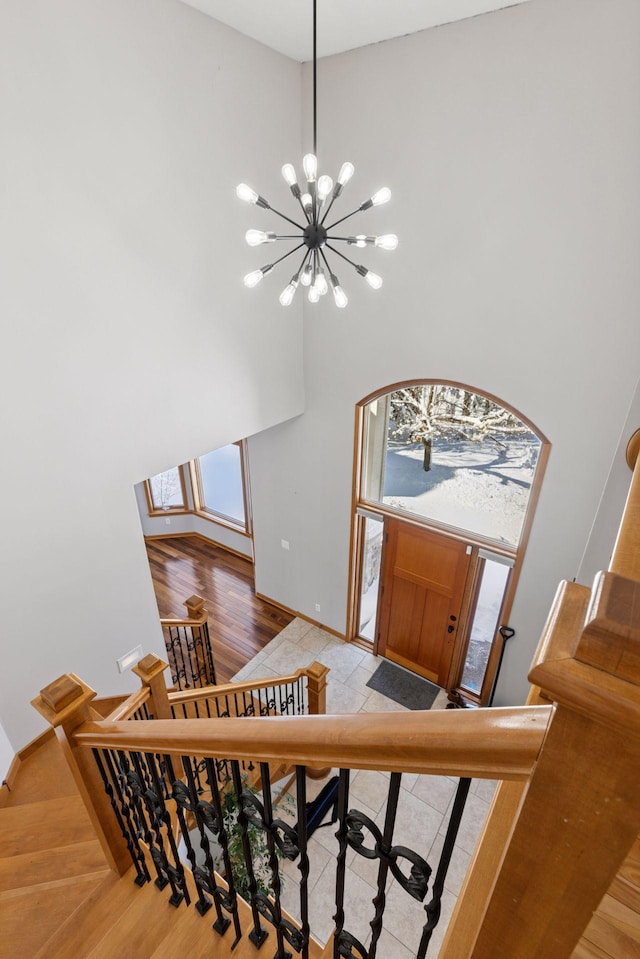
[178, 0, 534, 62]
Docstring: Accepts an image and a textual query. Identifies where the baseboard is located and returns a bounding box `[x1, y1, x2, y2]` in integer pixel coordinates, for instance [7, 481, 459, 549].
[255, 593, 345, 641]
[18, 726, 54, 760]
[0, 727, 54, 806]
[144, 531, 253, 563]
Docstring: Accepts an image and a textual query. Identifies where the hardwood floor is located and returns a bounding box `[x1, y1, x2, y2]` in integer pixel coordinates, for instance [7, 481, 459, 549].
[145, 535, 294, 684]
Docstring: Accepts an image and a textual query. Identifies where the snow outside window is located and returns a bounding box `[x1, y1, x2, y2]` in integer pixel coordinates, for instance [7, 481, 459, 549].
[362, 385, 541, 548]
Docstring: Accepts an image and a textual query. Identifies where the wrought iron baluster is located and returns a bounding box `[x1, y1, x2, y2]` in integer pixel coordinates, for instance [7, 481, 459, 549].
[205, 757, 242, 948]
[296, 765, 310, 959]
[259, 763, 290, 959]
[165, 753, 211, 917]
[230, 759, 268, 948]
[176, 626, 189, 690]
[297, 676, 304, 715]
[333, 768, 351, 959]
[202, 620, 217, 684]
[418, 777, 471, 958]
[93, 748, 149, 886]
[145, 750, 190, 906]
[115, 750, 166, 889]
[127, 751, 182, 904]
[369, 772, 401, 958]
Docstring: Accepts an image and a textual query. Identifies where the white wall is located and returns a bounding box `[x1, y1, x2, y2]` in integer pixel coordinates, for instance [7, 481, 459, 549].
[577, 376, 640, 584]
[250, 0, 640, 705]
[0, 721, 14, 784]
[0, 0, 303, 750]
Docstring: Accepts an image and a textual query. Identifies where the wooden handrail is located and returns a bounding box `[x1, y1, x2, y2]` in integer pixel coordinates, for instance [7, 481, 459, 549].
[168, 665, 313, 706]
[440, 428, 640, 959]
[610, 428, 640, 581]
[72, 705, 551, 779]
[102, 686, 152, 723]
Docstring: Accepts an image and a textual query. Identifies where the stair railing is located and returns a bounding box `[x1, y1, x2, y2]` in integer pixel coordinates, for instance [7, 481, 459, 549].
[33, 666, 550, 958]
[159, 594, 217, 690]
[31, 429, 640, 959]
[438, 427, 640, 959]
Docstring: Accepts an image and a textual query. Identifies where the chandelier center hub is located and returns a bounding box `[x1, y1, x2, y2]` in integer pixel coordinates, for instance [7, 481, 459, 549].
[303, 223, 328, 250]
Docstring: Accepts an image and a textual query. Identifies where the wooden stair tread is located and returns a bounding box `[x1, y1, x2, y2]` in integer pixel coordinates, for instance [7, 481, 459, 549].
[35, 870, 143, 959]
[0, 870, 105, 959]
[85, 877, 200, 959]
[2, 738, 77, 807]
[579, 893, 640, 959]
[0, 795, 94, 857]
[0, 838, 108, 894]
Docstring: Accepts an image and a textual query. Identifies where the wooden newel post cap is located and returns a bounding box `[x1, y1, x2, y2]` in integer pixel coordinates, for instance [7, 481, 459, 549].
[31, 673, 97, 727]
[132, 653, 169, 684]
[577, 570, 640, 683]
[307, 661, 330, 685]
[184, 595, 206, 619]
[626, 428, 640, 470]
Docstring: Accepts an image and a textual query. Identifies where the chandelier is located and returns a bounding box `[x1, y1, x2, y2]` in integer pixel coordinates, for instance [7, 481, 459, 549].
[236, 0, 397, 309]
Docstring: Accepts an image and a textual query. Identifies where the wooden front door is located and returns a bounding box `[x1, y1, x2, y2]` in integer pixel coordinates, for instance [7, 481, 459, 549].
[377, 519, 472, 687]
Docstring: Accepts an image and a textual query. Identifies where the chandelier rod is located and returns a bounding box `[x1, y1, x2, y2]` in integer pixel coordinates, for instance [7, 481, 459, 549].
[313, 0, 317, 157]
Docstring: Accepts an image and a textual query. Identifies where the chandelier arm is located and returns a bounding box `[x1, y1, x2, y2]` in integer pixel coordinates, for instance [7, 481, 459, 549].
[271, 242, 307, 269]
[319, 248, 334, 275]
[319, 196, 337, 225]
[299, 248, 313, 274]
[297, 197, 313, 223]
[325, 243, 360, 271]
[268, 206, 307, 231]
[324, 207, 364, 231]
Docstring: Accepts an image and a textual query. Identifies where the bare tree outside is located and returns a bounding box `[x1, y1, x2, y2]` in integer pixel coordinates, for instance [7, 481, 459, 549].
[389, 385, 531, 472]
[149, 467, 183, 509]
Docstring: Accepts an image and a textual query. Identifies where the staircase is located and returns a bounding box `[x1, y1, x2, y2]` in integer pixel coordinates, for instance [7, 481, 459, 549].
[0, 734, 110, 958]
[4, 429, 640, 959]
[0, 733, 324, 959]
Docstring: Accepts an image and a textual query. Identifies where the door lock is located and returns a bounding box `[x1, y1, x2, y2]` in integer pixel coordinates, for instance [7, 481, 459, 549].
[447, 624, 455, 633]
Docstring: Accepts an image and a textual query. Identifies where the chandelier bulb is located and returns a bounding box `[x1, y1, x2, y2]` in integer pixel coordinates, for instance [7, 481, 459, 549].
[338, 162, 354, 186]
[308, 285, 320, 303]
[300, 263, 313, 286]
[329, 272, 348, 309]
[279, 281, 298, 307]
[281, 164, 297, 187]
[301, 192, 313, 212]
[315, 269, 328, 296]
[317, 175, 333, 201]
[244, 269, 264, 288]
[302, 153, 318, 183]
[237, 183, 258, 204]
[245, 230, 276, 247]
[375, 233, 399, 251]
[371, 187, 391, 207]
[365, 271, 383, 290]
[333, 285, 348, 308]
[347, 235, 371, 248]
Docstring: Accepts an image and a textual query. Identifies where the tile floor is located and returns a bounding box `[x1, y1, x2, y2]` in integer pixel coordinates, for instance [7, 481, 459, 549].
[231, 619, 497, 958]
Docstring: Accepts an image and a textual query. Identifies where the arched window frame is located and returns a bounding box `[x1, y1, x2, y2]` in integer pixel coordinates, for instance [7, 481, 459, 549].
[346, 379, 550, 706]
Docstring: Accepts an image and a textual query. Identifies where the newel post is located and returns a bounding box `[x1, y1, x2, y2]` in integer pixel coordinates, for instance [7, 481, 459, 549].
[306, 661, 331, 780]
[306, 661, 329, 716]
[132, 653, 172, 719]
[31, 674, 132, 876]
[465, 572, 640, 959]
[185, 594, 216, 686]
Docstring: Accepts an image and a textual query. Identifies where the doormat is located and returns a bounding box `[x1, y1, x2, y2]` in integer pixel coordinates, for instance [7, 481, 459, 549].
[366, 660, 440, 711]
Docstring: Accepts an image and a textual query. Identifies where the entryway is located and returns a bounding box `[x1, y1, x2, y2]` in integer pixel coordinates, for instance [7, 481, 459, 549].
[377, 521, 471, 687]
[349, 382, 549, 705]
